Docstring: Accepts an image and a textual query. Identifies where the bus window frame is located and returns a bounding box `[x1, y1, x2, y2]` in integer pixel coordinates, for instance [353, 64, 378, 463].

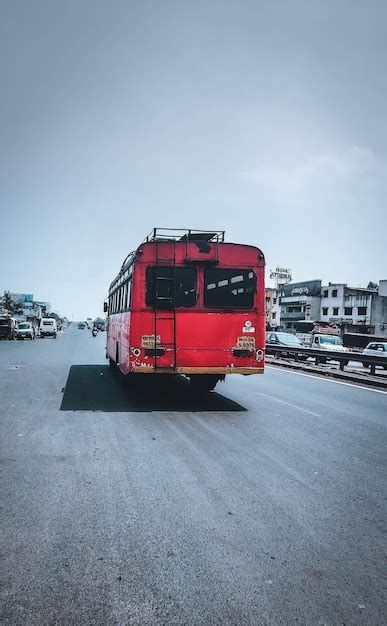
[204, 267, 257, 310]
[145, 266, 197, 309]
[109, 276, 132, 314]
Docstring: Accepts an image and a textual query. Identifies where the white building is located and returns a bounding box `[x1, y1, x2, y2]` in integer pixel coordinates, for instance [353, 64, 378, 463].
[370, 280, 387, 336]
[265, 287, 281, 328]
[320, 284, 374, 332]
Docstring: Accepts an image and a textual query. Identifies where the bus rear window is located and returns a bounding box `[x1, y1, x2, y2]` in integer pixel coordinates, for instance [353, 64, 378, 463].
[146, 267, 196, 308]
[204, 268, 255, 309]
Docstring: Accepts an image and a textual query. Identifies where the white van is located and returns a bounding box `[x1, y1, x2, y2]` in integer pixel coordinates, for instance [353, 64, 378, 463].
[40, 318, 57, 338]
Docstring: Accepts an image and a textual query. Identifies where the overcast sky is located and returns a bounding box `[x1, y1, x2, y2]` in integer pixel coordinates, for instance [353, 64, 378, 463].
[1, 0, 386, 319]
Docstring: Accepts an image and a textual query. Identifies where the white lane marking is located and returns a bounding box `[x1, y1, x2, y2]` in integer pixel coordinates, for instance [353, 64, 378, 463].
[255, 391, 321, 417]
[266, 366, 387, 395]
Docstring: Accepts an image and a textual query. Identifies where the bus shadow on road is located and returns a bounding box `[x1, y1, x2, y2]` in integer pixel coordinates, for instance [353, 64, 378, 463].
[60, 365, 246, 412]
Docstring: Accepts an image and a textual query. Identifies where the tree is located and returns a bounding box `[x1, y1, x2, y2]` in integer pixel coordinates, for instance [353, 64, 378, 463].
[367, 281, 378, 290]
[1, 291, 23, 315]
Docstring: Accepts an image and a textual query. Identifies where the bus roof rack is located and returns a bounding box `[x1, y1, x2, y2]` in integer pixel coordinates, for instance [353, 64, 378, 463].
[144, 228, 225, 243]
[120, 250, 136, 271]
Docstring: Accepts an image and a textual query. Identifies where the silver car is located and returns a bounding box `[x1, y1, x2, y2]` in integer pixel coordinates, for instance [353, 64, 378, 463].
[362, 342, 387, 369]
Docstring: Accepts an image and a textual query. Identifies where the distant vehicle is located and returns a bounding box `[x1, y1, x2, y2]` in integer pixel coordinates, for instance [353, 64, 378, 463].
[15, 322, 35, 340]
[78, 322, 86, 329]
[362, 342, 387, 369]
[266, 331, 304, 348]
[266, 331, 307, 360]
[40, 318, 57, 338]
[0, 316, 16, 340]
[94, 318, 106, 331]
[311, 334, 349, 365]
[92, 328, 98, 337]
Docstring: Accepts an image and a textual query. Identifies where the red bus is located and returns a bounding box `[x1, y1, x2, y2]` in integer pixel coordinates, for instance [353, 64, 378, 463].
[105, 228, 265, 391]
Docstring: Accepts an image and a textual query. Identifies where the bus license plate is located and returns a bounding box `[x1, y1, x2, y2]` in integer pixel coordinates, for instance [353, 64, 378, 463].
[141, 335, 161, 349]
[236, 336, 255, 350]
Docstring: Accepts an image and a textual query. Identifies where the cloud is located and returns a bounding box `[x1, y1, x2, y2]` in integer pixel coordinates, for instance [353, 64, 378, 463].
[240, 147, 386, 202]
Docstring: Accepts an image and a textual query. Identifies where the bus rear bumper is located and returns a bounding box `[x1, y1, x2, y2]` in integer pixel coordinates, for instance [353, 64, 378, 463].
[132, 366, 264, 375]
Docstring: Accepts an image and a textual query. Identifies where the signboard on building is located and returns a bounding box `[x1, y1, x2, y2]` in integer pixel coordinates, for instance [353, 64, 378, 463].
[280, 280, 322, 298]
[330, 317, 353, 324]
[313, 324, 340, 336]
[10, 293, 33, 303]
[269, 267, 292, 285]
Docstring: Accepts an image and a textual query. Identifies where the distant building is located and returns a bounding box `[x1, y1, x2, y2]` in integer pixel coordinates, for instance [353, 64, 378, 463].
[320, 280, 387, 337]
[9, 293, 34, 304]
[265, 287, 281, 329]
[265, 288, 273, 328]
[277, 280, 322, 332]
[7, 294, 52, 333]
[34, 301, 51, 315]
[320, 283, 378, 335]
[370, 280, 387, 337]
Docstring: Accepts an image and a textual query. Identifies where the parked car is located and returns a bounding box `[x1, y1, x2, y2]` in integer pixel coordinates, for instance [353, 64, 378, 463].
[40, 318, 57, 338]
[15, 322, 35, 340]
[266, 331, 308, 359]
[78, 322, 86, 329]
[362, 342, 387, 369]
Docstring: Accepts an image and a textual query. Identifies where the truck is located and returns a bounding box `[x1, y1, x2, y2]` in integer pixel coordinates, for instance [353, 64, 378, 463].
[311, 334, 350, 363]
[0, 316, 16, 340]
[302, 325, 350, 364]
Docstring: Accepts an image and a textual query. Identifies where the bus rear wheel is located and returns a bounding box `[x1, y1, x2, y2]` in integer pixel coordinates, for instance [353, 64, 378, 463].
[189, 374, 221, 392]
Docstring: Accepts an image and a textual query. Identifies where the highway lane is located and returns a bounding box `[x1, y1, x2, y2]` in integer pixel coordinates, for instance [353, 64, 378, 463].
[1, 325, 386, 625]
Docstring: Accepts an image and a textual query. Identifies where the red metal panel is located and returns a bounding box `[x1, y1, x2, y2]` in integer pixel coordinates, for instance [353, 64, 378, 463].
[128, 310, 264, 371]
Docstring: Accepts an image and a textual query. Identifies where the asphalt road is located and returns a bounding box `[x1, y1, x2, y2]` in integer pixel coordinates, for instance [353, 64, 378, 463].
[1, 325, 386, 625]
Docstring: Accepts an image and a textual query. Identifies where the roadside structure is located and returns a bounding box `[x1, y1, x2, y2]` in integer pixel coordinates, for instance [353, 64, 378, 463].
[277, 279, 322, 333]
[6, 293, 52, 335]
[320, 283, 374, 334]
[370, 280, 387, 337]
[265, 287, 281, 329]
[320, 282, 387, 337]
[266, 276, 387, 337]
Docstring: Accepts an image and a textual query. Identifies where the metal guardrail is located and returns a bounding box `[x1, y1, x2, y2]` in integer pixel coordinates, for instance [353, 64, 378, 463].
[265, 344, 387, 375]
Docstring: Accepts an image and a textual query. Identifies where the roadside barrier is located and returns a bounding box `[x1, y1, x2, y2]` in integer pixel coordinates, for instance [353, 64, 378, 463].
[265, 344, 386, 376]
